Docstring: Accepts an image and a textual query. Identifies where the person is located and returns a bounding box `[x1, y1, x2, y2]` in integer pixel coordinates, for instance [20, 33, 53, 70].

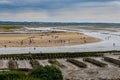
[21, 40, 23, 45]
[113, 43, 115, 46]
[29, 51, 31, 54]
[4, 45, 7, 48]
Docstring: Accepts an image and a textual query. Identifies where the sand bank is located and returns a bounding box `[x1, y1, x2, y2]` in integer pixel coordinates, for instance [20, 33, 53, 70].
[0, 31, 101, 47]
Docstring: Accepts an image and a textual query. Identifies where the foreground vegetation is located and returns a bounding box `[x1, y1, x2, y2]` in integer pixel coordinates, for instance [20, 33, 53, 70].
[29, 66, 63, 80]
[0, 50, 119, 80]
[0, 71, 26, 80]
[0, 66, 63, 80]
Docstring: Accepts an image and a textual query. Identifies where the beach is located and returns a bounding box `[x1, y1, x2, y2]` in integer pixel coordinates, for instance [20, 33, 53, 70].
[0, 31, 101, 47]
[0, 24, 120, 80]
[0, 26, 119, 54]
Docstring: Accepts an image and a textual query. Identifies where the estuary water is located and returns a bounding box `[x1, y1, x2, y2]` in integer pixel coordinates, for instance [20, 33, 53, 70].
[0, 27, 120, 54]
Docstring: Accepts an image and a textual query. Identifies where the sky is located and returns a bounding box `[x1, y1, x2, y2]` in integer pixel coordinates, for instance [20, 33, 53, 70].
[0, 0, 120, 22]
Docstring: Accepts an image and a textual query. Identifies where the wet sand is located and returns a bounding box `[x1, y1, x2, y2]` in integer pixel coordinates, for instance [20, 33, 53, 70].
[0, 31, 101, 47]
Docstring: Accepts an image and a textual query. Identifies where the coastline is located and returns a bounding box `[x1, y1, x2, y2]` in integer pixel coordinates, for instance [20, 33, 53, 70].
[0, 26, 119, 54]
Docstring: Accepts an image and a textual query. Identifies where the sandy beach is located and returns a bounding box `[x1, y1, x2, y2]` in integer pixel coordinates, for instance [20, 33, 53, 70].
[0, 31, 101, 47]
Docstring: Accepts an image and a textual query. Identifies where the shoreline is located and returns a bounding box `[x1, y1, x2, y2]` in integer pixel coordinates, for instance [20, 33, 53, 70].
[0, 28, 119, 54]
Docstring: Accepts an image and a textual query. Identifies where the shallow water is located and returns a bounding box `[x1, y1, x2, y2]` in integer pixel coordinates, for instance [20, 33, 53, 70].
[0, 27, 120, 54]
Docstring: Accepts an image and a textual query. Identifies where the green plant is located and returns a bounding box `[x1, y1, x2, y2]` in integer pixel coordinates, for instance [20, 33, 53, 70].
[17, 77, 39, 80]
[29, 65, 63, 80]
[0, 71, 26, 80]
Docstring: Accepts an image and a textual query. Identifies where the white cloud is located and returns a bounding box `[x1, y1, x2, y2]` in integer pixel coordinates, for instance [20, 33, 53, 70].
[0, 1, 120, 23]
[0, 10, 49, 21]
[110, 1, 120, 6]
[49, 1, 120, 22]
[0, 0, 11, 4]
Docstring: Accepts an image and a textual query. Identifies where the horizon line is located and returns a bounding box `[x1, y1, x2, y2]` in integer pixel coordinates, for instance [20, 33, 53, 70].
[0, 21, 120, 24]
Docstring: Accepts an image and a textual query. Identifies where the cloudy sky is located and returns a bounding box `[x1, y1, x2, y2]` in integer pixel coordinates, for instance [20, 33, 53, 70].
[0, 0, 120, 22]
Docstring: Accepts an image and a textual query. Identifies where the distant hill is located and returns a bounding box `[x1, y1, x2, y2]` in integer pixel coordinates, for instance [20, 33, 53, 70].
[0, 21, 120, 27]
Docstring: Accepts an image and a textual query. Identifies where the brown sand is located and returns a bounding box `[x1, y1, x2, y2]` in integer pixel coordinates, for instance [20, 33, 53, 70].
[0, 31, 101, 47]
